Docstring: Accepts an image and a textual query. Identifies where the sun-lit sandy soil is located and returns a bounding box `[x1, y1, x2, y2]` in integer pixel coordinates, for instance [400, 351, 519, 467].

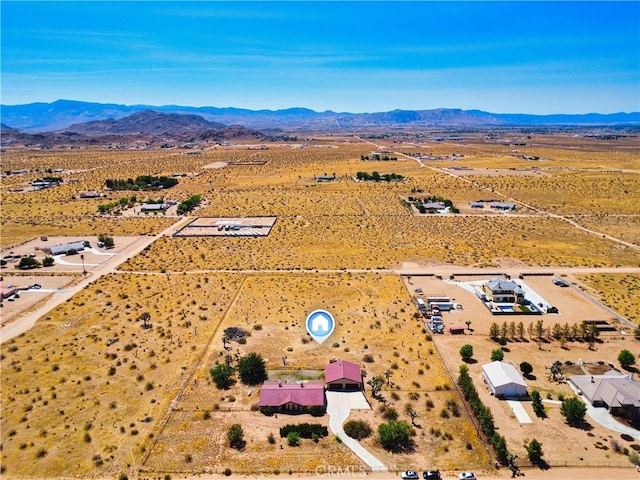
[1, 133, 639, 478]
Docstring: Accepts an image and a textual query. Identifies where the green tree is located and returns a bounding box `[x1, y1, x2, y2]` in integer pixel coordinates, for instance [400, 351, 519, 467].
[524, 438, 544, 462]
[490, 349, 504, 361]
[618, 349, 636, 369]
[227, 424, 245, 449]
[237, 352, 268, 385]
[520, 362, 533, 377]
[17, 257, 40, 269]
[560, 397, 587, 426]
[378, 420, 413, 452]
[530, 390, 545, 418]
[491, 433, 509, 465]
[459, 344, 474, 362]
[488, 322, 500, 340]
[210, 363, 235, 389]
[42, 256, 55, 267]
[98, 234, 115, 248]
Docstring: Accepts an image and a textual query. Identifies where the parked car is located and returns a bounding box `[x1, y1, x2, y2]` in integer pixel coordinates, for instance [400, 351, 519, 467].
[401, 472, 419, 480]
[458, 473, 476, 480]
[423, 471, 441, 480]
[31, 284, 41, 289]
[553, 278, 569, 287]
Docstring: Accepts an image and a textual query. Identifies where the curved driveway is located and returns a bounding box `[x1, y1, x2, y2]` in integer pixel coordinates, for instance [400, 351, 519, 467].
[326, 391, 388, 472]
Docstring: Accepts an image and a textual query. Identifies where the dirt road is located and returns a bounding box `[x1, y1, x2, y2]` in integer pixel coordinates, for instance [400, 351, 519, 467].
[0, 218, 189, 343]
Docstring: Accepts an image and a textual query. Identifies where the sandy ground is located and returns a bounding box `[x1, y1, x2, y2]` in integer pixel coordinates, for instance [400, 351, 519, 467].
[0, 221, 188, 342]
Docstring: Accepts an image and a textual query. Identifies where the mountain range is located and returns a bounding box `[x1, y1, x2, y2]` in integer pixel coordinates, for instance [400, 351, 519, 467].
[2, 99, 639, 132]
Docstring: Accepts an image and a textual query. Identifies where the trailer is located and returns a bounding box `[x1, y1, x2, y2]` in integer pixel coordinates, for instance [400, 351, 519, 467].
[429, 302, 454, 311]
[416, 298, 427, 311]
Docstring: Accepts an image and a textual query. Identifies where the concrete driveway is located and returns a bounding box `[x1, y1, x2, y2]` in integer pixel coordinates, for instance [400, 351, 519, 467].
[326, 391, 387, 471]
[567, 382, 640, 440]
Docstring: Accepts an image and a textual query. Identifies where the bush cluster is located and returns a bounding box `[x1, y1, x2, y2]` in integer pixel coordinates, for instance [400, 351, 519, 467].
[279, 423, 328, 439]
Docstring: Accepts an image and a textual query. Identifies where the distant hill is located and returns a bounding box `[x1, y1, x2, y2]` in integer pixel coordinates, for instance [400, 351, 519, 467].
[0, 110, 268, 149]
[64, 110, 226, 135]
[1, 99, 639, 132]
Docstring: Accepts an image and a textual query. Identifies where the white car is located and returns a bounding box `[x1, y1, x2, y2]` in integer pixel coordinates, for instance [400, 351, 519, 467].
[458, 473, 476, 480]
[401, 472, 419, 480]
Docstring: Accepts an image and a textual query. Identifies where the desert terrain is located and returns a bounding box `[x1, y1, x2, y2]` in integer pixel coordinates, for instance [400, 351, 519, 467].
[1, 130, 639, 480]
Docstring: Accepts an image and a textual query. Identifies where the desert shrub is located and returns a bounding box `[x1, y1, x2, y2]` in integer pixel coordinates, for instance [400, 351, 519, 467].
[227, 424, 245, 449]
[344, 420, 373, 440]
[459, 344, 473, 361]
[378, 420, 413, 452]
[287, 431, 300, 447]
[381, 405, 398, 420]
[260, 406, 275, 416]
[490, 349, 504, 361]
[307, 405, 325, 416]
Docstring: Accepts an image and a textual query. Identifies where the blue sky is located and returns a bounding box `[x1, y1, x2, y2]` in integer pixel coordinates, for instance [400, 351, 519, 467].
[2, 1, 639, 114]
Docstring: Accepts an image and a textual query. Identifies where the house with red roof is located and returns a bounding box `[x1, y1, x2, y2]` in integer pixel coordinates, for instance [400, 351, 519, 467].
[257, 380, 325, 413]
[325, 360, 363, 391]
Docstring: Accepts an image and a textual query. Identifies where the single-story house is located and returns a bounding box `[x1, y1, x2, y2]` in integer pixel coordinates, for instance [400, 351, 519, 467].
[325, 360, 363, 391]
[79, 191, 101, 199]
[483, 278, 526, 304]
[141, 203, 172, 212]
[1, 286, 18, 299]
[257, 380, 325, 412]
[46, 241, 87, 256]
[490, 202, 516, 211]
[569, 373, 640, 418]
[316, 175, 336, 182]
[423, 201, 447, 210]
[470, 201, 485, 209]
[482, 361, 528, 398]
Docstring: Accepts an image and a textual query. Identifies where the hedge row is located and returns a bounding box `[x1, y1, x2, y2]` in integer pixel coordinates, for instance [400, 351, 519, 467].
[279, 423, 328, 439]
[458, 364, 510, 464]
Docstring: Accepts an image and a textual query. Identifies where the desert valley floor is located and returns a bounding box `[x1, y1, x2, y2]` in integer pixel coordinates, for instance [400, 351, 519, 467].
[1, 130, 639, 480]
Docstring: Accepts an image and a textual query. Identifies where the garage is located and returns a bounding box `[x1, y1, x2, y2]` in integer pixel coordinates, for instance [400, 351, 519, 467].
[325, 360, 363, 391]
[482, 361, 528, 398]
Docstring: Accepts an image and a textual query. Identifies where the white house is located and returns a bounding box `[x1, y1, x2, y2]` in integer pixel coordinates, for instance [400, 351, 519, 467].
[482, 361, 527, 398]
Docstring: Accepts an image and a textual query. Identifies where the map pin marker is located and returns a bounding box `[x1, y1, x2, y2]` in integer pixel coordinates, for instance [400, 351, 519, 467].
[306, 309, 335, 344]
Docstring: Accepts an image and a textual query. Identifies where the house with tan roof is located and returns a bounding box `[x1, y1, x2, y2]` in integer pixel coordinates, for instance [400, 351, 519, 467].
[569, 372, 640, 421]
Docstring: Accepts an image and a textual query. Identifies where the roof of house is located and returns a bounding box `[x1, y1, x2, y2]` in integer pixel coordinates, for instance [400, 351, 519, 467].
[141, 203, 170, 210]
[423, 202, 446, 209]
[1, 286, 18, 297]
[491, 202, 516, 209]
[570, 374, 640, 408]
[257, 381, 325, 407]
[325, 360, 362, 384]
[485, 278, 525, 295]
[49, 241, 87, 255]
[482, 361, 527, 389]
